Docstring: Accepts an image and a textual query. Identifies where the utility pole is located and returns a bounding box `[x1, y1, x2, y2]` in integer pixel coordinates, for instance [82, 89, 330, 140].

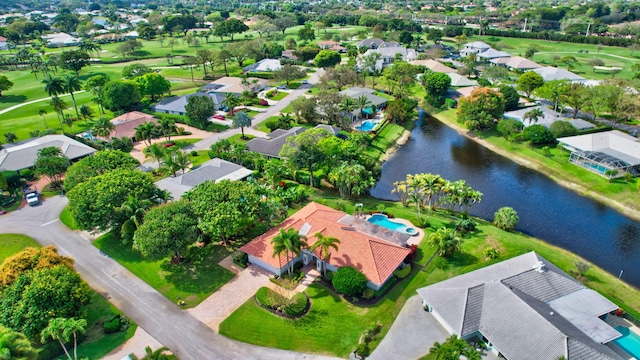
[522, 18, 528, 32]
[586, 22, 592, 37]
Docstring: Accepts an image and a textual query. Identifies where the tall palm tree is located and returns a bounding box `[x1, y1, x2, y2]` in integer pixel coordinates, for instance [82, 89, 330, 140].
[38, 108, 48, 129]
[523, 108, 544, 125]
[62, 74, 82, 118]
[129, 346, 173, 360]
[428, 227, 462, 258]
[271, 228, 308, 276]
[49, 95, 68, 132]
[61, 318, 87, 360]
[78, 104, 94, 126]
[356, 95, 373, 119]
[339, 97, 356, 116]
[41, 318, 72, 360]
[162, 150, 191, 176]
[310, 232, 340, 276]
[135, 122, 159, 146]
[144, 143, 166, 167]
[158, 118, 177, 142]
[92, 117, 115, 139]
[221, 94, 240, 112]
[42, 75, 64, 97]
[0, 325, 38, 360]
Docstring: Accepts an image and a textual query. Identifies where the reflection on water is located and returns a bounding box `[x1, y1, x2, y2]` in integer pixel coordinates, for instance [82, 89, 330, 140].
[371, 115, 640, 288]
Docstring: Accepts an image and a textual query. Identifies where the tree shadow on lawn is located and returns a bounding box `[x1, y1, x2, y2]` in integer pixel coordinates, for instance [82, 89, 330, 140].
[160, 244, 235, 293]
[0, 94, 27, 105]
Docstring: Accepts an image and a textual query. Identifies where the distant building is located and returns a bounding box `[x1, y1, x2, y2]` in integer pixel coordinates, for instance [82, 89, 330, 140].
[246, 124, 341, 158]
[504, 105, 595, 130]
[359, 46, 418, 71]
[447, 73, 478, 87]
[99, 111, 158, 140]
[42, 32, 80, 47]
[490, 56, 542, 71]
[243, 59, 282, 73]
[459, 41, 491, 57]
[410, 59, 456, 73]
[0, 36, 7, 50]
[317, 40, 340, 50]
[281, 50, 298, 61]
[532, 67, 586, 83]
[339, 87, 389, 120]
[356, 38, 385, 50]
[199, 76, 268, 96]
[0, 135, 96, 171]
[152, 92, 224, 115]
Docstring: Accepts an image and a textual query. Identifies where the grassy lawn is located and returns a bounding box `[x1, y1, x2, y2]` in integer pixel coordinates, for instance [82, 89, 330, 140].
[93, 232, 235, 308]
[364, 122, 410, 160]
[268, 91, 289, 101]
[255, 116, 279, 133]
[220, 194, 640, 357]
[189, 150, 211, 167]
[60, 206, 80, 230]
[434, 109, 640, 214]
[0, 234, 135, 359]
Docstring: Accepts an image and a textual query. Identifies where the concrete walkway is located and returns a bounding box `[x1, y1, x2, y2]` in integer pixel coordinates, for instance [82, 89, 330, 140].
[0, 91, 86, 116]
[369, 295, 448, 360]
[103, 327, 164, 360]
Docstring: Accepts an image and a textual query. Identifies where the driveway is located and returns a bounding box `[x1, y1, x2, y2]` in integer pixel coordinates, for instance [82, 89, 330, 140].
[0, 197, 338, 360]
[369, 295, 448, 360]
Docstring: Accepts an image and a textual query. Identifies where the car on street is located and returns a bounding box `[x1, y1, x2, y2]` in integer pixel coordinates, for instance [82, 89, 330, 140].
[276, 85, 288, 90]
[302, 80, 308, 84]
[25, 192, 40, 206]
[213, 114, 226, 120]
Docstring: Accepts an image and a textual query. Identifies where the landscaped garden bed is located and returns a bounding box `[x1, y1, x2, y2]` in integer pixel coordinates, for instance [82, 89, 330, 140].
[254, 286, 310, 318]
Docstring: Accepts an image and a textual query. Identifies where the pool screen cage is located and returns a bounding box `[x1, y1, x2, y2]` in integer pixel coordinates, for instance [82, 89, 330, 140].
[569, 151, 640, 177]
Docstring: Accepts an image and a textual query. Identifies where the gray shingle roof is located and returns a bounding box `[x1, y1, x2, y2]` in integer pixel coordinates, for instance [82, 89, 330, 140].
[339, 87, 388, 107]
[246, 127, 307, 158]
[461, 284, 485, 336]
[502, 268, 583, 303]
[152, 92, 224, 114]
[0, 135, 96, 171]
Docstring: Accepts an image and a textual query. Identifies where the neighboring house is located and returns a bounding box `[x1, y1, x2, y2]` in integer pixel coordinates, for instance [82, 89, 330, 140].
[152, 92, 225, 115]
[245, 126, 307, 158]
[410, 59, 456, 73]
[504, 105, 595, 129]
[93, 33, 125, 43]
[0, 134, 96, 171]
[317, 40, 340, 49]
[329, 44, 347, 53]
[356, 38, 385, 50]
[241, 202, 411, 290]
[199, 76, 268, 96]
[359, 46, 418, 71]
[42, 32, 80, 47]
[281, 50, 298, 61]
[459, 41, 491, 57]
[490, 56, 542, 70]
[532, 67, 586, 83]
[475, 48, 511, 61]
[558, 130, 640, 177]
[0, 36, 7, 50]
[124, 31, 139, 39]
[98, 111, 158, 140]
[379, 41, 400, 48]
[339, 87, 388, 120]
[448, 85, 479, 100]
[447, 73, 478, 87]
[155, 158, 253, 199]
[418, 252, 625, 360]
[243, 59, 282, 73]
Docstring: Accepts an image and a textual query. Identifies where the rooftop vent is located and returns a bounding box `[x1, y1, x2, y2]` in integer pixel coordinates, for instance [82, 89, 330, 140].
[532, 261, 547, 273]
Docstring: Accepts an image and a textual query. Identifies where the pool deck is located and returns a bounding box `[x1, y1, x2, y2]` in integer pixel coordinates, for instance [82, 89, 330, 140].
[365, 214, 425, 246]
[606, 315, 640, 360]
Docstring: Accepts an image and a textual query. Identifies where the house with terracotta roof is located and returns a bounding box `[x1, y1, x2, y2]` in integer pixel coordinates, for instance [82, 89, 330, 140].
[411, 59, 456, 73]
[317, 40, 340, 50]
[241, 202, 411, 290]
[99, 111, 158, 140]
[0, 36, 7, 50]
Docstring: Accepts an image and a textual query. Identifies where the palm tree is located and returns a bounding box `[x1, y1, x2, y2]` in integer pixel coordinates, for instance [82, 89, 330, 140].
[523, 108, 544, 125]
[78, 104, 94, 126]
[42, 75, 64, 97]
[0, 325, 37, 360]
[158, 118, 177, 142]
[135, 122, 159, 146]
[92, 116, 115, 139]
[310, 232, 340, 276]
[62, 74, 82, 118]
[221, 94, 240, 112]
[339, 97, 356, 117]
[428, 227, 462, 258]
[240, 90, 253, 106]
[144, 143, 166, 167]
[271, 228, 308, 276]
[41, 318, 72, 360]
[356, 95, 373, 119]
[38, 108, 48, 129]
[130, 346, 173, 360]
[61, 318, 87, 360]
[162, 150, 191, 176]
[232, 111, 252, 139]
[49, 95, 68, 132]
[88, 86, 106, 114]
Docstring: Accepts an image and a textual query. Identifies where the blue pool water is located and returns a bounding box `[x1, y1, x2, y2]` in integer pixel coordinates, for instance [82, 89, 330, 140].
[583, 162, 607, 174]
[614, 326, 640, 358]
[368, 214, 418, 235]
[356, 120, 377, 132]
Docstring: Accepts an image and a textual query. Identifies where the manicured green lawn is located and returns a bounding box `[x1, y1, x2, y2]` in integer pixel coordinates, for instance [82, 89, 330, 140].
[364, 122, 410, 160]
[189, 150, 211, 167]
[434, 109, 640, 214]
[93, 232, 235, 308]
[0, 233, 40, 262]
[60, 206, 80, 230]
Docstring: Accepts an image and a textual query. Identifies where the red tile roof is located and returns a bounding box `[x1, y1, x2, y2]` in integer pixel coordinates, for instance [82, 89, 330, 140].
[102, 111, 157, 140]
[241, 202, 410, 286]
[0, 36, 7, 42]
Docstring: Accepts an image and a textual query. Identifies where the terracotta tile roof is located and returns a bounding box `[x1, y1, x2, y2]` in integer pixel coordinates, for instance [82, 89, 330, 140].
[241, 202, 410, 286]
[102, 111, 157, 140]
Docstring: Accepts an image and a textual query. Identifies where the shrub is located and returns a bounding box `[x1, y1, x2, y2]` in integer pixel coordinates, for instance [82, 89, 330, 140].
[332, 266, 367, 296]
[362, 288, 375, 299]
[283, 292, 308, 317]
[29, 130, 40, 138]
[493, 207, 519, 232]
[104, 316, 121, 334]
[255, 287, 308, 317]
[3, 171, 21, 189]
[259, 99, 269, 106]
[20, 169, 34, 181]
[459, 218, 477, 232]
[393, 264, 411, 279]
[477, 78, 491, 87]
[190, 150, 198, 156]
[324, 270, 334, 281]
[232, 251, 248, 267]
[523, 124, 555, 144]
[444, 98, 457, 109]
[497, 119, 524, 138]
[484, 247, 500, 259]
[356, 343, 370, 358]
[549, 121, 578, 138]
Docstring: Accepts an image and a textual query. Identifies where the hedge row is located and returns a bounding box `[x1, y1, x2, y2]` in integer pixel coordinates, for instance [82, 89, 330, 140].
[255, 286, 308, 317]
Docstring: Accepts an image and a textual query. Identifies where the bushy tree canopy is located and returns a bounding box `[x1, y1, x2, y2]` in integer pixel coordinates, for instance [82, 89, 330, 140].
[456, 88, 505, 130]
[185, 95, 215, 129]
[493, 207, 519, 232]
[499, 85, 520, 111]
[64, 150, 139, 191]
[423, 72, 451, 107]
[314, 50, 341, 68]
[0, 246, 74, 287]
[135, 73, 171, 101]
[517, 72, 544, 97]
[523, 124, 555, 144]
[102, 80, 141, 111]
[332, 266, 367, 296]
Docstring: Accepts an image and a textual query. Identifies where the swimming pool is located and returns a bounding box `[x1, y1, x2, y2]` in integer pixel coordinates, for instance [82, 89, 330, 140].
[355, 120, 378, 132]
[368, 214, 418, 236]
[614, 326, 640, 359]
[583, 162, 607, 174]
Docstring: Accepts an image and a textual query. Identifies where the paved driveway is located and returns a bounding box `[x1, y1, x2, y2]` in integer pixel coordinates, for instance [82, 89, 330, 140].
[0, 196, 338, 360]
[369, 295, 449, 360]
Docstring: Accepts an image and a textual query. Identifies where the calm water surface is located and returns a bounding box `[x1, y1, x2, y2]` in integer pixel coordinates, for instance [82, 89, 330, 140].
[371, 114, 640, 288]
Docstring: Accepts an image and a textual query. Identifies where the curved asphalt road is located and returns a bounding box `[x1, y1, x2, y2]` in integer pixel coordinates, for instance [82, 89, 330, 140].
[0, 196, 337, 360]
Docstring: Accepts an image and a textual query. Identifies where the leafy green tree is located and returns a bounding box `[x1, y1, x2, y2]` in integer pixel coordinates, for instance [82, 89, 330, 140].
[0, 246, 74, 288]
[523, 124, 555, 144]
[456, 88, 505, 130]
[428, 227, 462, 257]
[496, 119, 524, 138]
[517, 71, 544, 97]
[298, 23, 315, 41]
[115, 40, 143, 59]
[59, 51, 90, 76]
[535, 80, 568, 112]
[232, 111, 252, 139]
[328, 162, 376, 199]
[290, 96, 318, 124]
[62, 74, 82, 118]
[493, 207, 519, 231]
[429, 335, 481, 360]
[214, 19, 248, 41]
[549, 121, 578, 138]
[314, 50, 341, 68]
[0, 75, 14, 97]
[122, 64, 153, 79]
[273, 64, 307, 86]
[499, 85, 520, 111]
[398, 30, 414, 45]
[185, 95, 214, 129]
[386, 98, 418, 125]
[64, 150, 138, 191]
[42, 75, 65, 97]
[0, 265, 90, 340]
[103, 80, 142, 112]
[0, 325, 38, 360]
[360, 51, 382, 87]
[133, 200, 200, 261]
[332, 266, 367, 296]
[427, 28, 444, 44]
[311, 233, 340, 277]
[67, 169, 160, 232]
[294, 46, 321, 62]
[423, 72, 451, 107]
[561, 83, 588, 118]
[559, 55, 579, 70]
[271, 228, 308, 276]
[34, 147, 70, 190]
[0, 172, 7, 191]
[135, 73, 170, 101]
[280, 128, 331, 187]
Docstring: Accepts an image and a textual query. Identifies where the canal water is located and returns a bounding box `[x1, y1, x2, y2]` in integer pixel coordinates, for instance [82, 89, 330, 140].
[370, 114, 640, 288]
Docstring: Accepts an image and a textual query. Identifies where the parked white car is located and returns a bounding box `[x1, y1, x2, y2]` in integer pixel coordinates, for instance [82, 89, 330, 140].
[25, 192, 40, 206]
